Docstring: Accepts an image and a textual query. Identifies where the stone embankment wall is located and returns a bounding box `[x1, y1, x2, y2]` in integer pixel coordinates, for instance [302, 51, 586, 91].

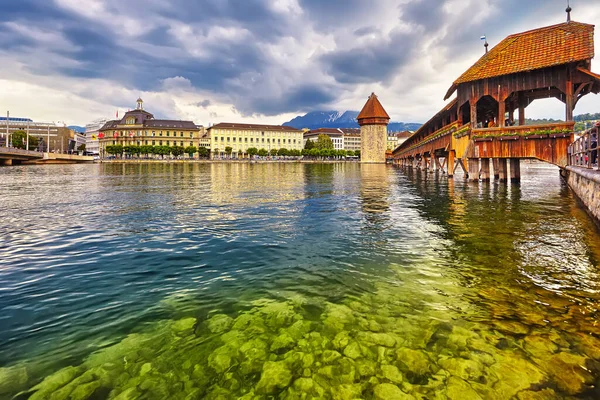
[566, 166, 600, 225]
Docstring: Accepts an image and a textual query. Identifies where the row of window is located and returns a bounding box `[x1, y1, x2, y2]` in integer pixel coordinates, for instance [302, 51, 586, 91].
[111, 140, 194, 146]
[212, 130, 299, 137]
[213, 137, 298, 144]
[111, 131, 196, 138]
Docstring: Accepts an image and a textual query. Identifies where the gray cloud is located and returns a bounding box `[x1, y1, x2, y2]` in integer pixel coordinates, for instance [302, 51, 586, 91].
[0, 0, 598, 123]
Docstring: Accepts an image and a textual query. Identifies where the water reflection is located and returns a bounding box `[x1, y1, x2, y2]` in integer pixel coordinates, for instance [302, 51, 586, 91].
[1, 163, 600, 399]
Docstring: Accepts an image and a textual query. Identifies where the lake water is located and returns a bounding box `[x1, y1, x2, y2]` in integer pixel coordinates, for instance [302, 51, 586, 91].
[1, 162, 600, 399]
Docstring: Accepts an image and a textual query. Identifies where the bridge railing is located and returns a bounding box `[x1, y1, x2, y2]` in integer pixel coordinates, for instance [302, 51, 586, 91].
[0, 146, 44, 157]
[472, 121, 575, 138]
[569, 123, 599, 170]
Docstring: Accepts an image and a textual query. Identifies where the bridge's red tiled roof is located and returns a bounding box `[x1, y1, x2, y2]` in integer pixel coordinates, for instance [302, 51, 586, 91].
[357, 93, 390, 121]
[445, 21, 595, 99]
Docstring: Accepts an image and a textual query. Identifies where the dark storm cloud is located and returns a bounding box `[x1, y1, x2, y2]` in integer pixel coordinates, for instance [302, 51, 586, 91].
[320, 29, 417, 84]
[238, 84, 338, 116]
[193, 100, 211, 108]
[2, 0, 585, 118]
[354, 26, 379, 36]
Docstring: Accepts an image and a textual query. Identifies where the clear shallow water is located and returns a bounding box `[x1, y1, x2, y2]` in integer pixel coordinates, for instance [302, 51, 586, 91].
[0, 162, 600, 399]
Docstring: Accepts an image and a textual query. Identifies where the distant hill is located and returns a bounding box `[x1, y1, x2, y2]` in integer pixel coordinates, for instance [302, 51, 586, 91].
[283, 111, 422, 132]
[68, 126, 85, 133]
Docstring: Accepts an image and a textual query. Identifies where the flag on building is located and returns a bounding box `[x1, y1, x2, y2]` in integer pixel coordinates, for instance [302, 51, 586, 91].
[480, 35, 486, 41]
[91, 134, 97, 140]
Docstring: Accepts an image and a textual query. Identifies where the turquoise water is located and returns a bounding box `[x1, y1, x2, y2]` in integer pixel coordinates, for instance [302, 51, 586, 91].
[1, 162, 600, 399]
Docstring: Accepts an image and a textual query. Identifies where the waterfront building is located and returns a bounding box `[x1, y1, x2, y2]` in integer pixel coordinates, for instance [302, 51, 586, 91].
[199, 130, 211, 151]
[207, 122, 303, 158]
[98, 98, 201, 157]
[358, 93, 390, 163]
[304, 128, 344, 150]
[84, 118, 109, 155]
[343, 130, 361, 152]
[303, 128, 362, 151]
[1, 116, 75, 152]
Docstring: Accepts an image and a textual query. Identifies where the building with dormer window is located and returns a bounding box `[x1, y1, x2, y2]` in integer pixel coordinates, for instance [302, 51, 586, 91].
[98, 98, 203, 156]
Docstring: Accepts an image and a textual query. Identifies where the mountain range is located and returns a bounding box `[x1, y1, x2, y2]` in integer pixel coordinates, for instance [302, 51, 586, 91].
[283, 111, 422, 132]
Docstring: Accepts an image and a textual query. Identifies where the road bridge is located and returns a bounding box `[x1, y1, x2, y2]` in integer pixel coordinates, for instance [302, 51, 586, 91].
[393, 19, 600, 182]
[0, 147, 93, 165]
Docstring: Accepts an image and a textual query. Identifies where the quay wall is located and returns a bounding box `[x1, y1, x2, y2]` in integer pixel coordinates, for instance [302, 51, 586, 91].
[566, 166, 600, 225]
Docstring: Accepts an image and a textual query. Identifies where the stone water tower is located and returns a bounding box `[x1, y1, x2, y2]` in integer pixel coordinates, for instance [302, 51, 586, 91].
[357, 93, 390, 163]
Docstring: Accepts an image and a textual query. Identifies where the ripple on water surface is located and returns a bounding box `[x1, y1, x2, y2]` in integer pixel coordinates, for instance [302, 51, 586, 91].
[1, 162, 600, 399]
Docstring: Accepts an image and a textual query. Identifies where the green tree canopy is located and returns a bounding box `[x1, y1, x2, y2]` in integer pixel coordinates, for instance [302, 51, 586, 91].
[171, 145, 185, 158]
[198, 147, 209, 158]
[304, 139, 314, 150]
[184, 146, 197, 158]
[315, 134, 334, 150]
[257, 148, 268, 157]
[224, 146, 233, 156]
[10, 130, 39, 150]
[247, 147, 258, 157]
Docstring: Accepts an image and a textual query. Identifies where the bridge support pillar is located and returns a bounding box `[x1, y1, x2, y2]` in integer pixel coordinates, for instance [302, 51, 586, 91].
[510, 158, 521, 182]
[497, 158, 508, 182]
[480, 158, 491, 181]
[0, 159, 13, 166]
[468, 158, 479, 181]
[492, 159, 500, 180]
[447, 151, 455, 178]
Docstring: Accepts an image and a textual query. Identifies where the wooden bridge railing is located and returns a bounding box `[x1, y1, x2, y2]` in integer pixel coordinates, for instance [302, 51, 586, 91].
[472, 121, 575, 138]
[569, 123, 599, 170]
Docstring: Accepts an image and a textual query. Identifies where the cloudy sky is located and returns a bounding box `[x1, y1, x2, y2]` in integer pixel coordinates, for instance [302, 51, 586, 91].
[1, 0, 599, 127]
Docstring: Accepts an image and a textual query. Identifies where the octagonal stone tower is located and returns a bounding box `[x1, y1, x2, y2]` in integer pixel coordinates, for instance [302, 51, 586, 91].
[357, 93, 390, 163]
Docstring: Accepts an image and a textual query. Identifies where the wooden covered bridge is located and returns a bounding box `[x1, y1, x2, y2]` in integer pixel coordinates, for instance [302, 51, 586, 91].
[393, 17, 600, 181]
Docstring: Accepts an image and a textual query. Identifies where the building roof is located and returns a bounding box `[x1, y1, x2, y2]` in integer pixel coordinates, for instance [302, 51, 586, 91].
[100, 118, 198, 131]
[209, 122, 301, 132]
[357, 93, 390, 121]
[445, 21, 595, 99]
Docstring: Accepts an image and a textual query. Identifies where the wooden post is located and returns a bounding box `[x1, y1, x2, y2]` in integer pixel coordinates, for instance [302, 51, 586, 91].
[518, 92, 525, 126]
[492, 159, 499, 179]
[480, 158, 490, 181]
[498, 158, 508, 182]
[498, 98, 506, 128]
[470, 100, 477, 128]
[447, 151, 455, 177]
[510, 158, 520, 182]
[565, 78, 574, 122]
[468, 158, 479, 181]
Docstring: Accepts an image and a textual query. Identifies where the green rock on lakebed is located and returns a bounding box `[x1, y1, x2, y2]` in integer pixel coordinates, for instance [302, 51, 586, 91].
[10, 292, 600, 399]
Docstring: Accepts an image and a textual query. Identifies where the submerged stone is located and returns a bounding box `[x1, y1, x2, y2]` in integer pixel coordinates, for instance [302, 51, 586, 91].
[343, 341, 363, 360]
[396, 348, 431, 376]
[322, 350, 342, 364]
[271, 333, 296, 353]
[445, 376, 482, 400]
[438, 357, 483, 381]
[323, 303, 355, 331]
[29, 366, 82, 400]
[516, 388, 559, 400]
[207, 314, 233, 334]
[0, 365, 29, 396]
[543, 351, 592, 395]
[381, 365, 403, 384]
[332, 383, 363, 400]
[69, 381, 101, 400]
[333, 331, 351, 350]
[373, 383, 413, 400]
[208, 345, 238, 374]
[255, 361, 292, 394]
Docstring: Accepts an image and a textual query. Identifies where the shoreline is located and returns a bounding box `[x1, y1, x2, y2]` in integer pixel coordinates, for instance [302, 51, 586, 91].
[97, 159, 362, 164]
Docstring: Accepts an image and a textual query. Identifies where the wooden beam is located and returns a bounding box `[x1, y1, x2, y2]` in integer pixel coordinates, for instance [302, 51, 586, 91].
[518, 92, 525, 125]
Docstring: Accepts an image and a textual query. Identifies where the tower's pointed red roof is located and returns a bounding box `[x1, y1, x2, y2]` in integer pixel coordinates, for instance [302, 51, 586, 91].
[357, 93, 390, 126]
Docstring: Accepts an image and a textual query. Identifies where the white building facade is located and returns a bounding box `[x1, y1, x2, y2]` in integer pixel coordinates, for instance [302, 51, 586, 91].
[85, 118, 109, 155]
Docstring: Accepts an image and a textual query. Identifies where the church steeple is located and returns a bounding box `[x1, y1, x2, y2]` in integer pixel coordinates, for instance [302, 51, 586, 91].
[136, 98, 144, 110]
